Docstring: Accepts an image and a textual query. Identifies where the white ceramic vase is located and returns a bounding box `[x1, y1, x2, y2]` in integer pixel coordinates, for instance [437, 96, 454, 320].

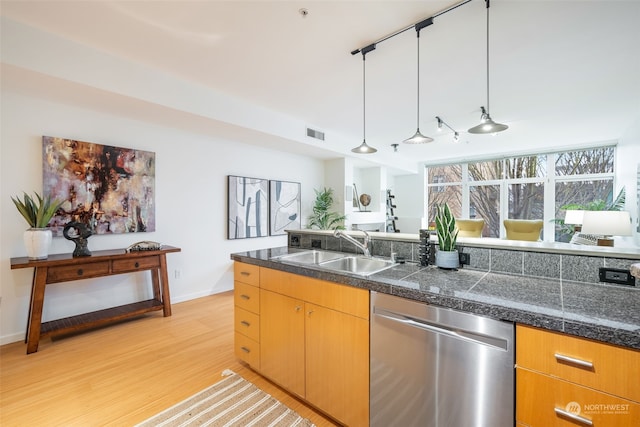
[23, 228, 52, 260]
[435, 249, 459, 269]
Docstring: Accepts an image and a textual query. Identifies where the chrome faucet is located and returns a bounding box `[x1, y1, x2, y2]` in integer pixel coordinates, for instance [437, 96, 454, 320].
[334, 229, 371, 257]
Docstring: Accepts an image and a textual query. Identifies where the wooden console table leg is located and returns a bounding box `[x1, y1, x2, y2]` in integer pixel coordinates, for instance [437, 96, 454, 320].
[25, 270, 37, 343]
[26, 267, 48, 354]
[159, 254, 172, 317]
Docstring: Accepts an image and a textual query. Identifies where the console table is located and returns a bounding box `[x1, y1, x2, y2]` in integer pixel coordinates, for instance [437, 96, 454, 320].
[10, 245, 181, 354]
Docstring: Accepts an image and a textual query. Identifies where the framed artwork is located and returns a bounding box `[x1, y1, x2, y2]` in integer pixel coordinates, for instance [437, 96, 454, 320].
[228, 175, 268, 239]
[42, 136, 156, 236]
[269, 180, 301, 235]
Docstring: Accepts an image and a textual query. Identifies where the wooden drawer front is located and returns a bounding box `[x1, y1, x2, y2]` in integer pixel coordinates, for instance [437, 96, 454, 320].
[516, 325, 640, 402]
[517, 368, 640, 427]
[112, 256, 159, 273]
[234, 281, 260, 314]
[260, 268, 369, 319]
[234, 307, 260, 342]
[234, 332, 260, 369]
[46, 262, 111, 283]
[234, 262, 260, 287]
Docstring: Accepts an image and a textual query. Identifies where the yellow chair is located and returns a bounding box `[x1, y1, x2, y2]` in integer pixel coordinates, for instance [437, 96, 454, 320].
[455, 219, 485, 238]
[503, 219, 543, 241]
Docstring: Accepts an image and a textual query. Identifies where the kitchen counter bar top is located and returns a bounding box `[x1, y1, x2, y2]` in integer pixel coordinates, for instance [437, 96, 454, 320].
[231, 247, 640, 350]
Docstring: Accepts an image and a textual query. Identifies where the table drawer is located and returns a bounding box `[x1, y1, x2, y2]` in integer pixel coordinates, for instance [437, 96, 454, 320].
[235, 332, 260, 369]
[46, 262, 111, 283]
[516, 325, 640, 402]
[235, 281, 260, 314]
[234, 262, 260, 287]
[234, 306, 260, 342]
[112, 256, 159, 273]
[517, 368, 640, 427]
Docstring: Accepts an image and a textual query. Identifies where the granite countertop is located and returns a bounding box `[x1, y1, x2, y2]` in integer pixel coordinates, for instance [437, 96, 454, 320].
[231, 247, 640, 350]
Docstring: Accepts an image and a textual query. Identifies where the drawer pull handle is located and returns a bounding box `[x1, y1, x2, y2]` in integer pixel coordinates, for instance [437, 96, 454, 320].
[77, 269, 83, 276]
[554, 353, 594, 369]
[554, 407, 593, 426]
[240, 346, 251, 353]
[135, 262, 140, 268]
[240, 294, 250, 300]
[240, 271, 251, 276]
[240, 320, 250, 327]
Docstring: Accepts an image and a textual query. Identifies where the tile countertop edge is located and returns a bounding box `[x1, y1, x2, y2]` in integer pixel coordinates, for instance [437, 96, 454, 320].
[230, 250, 640, 351]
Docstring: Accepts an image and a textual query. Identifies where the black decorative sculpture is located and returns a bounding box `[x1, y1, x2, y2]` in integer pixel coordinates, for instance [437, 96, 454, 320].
[63, 221, 93, 257]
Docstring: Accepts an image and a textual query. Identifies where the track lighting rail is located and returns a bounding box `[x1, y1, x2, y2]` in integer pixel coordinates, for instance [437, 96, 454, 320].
[350, 0, 474, 56]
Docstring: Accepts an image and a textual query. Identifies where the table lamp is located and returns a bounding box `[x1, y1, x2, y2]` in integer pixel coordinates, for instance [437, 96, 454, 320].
[580, 211, 632, 246]
[564, 210, 585, 232]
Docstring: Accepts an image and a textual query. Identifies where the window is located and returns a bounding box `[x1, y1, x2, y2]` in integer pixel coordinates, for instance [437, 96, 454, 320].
[426, 146, 615, 241]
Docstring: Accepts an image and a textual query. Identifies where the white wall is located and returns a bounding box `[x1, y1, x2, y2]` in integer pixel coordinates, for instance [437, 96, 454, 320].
[0, 90, 324, 345]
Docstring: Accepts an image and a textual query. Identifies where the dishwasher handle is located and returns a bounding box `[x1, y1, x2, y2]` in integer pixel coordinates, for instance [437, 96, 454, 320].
[374, 308, 509, 351]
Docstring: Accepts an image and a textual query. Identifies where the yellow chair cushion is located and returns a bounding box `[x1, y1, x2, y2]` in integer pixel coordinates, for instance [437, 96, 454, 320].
[503, 219, 543, 241]
[455, 219, 485, 237]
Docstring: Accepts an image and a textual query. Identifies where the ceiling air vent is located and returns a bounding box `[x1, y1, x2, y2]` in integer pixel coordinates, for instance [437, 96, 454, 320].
[306, 127, 325, 141]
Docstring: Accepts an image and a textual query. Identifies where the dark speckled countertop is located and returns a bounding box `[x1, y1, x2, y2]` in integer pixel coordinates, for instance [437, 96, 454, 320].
[231, 247, 640, 350]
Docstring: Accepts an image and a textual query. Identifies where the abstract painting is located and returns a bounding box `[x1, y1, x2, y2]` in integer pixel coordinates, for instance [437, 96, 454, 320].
[228, 175, 268, 239]
[42, 136, 156, 236]
[269, 180, 301, 235]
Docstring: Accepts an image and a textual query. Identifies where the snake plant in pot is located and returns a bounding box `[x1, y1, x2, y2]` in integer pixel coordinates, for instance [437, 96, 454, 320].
[11, 192, 63, 260]
[435, 203, 459, 269]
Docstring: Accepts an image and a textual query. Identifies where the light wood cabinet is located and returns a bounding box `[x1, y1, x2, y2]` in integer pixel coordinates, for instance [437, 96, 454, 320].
[233, 262, 261, 369]
[258, 267, 370, 427]
[516, 324, 640, 426]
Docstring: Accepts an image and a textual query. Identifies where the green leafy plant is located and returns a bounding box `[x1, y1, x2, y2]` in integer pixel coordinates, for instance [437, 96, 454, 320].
[435, 203, 458, 252]
[307, 187, 347, 230]
[11, 192, 63, 228]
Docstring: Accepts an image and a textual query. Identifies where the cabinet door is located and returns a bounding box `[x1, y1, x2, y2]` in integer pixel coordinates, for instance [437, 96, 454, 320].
[259, 289, 305, 398]
[305, 303, 370, 427]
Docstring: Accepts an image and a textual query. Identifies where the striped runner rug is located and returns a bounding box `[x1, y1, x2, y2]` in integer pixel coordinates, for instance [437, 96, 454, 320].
[136, 370, 315, 427]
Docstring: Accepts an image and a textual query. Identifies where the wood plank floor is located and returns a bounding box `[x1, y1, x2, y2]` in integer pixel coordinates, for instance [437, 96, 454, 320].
[0, 291, 340, 426]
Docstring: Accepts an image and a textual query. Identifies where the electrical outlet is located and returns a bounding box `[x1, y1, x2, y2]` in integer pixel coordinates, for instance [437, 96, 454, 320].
[290, 234, 301, 247]
[311, 239, 322, 248]
[174, 269, 181, 279]
[459, 252, 471, 265]
[599, 267, 634, 286]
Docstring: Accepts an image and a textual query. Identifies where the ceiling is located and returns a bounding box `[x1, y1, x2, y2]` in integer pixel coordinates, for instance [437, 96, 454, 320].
[2, 0, 640, 171]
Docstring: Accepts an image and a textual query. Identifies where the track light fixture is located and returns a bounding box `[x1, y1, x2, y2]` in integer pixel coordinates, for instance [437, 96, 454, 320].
[435, 116, 461, 143]
[468, 0, 508, 134]
[391, 143, 399, 152]
[403, 18, 434, 145]
[352, 44, 378, 154]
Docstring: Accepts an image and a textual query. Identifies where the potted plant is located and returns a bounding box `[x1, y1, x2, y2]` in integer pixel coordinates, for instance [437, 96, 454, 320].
[435, 203, 459, 269]
[11, 192, 64, 260]
[307, 187, 347, 230]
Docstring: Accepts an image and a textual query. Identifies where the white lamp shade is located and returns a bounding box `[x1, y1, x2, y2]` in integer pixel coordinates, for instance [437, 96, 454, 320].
[564, 210, 585, 225]
[580, 211, 632, 236]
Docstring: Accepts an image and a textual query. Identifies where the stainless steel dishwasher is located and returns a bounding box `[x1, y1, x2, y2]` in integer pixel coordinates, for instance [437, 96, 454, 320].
[371, 291, 515, 427]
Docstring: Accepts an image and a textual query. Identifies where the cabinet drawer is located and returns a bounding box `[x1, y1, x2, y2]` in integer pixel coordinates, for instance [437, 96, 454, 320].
[234, 332, 260, 369]
[234, 306, 260, 342]
[234, 262, 260, 287]
[516, 325, 640, 402]
[46, 262, 111, 283]
[517, 368, 640, 427]
[112, 256, 159, 273]
[234, 281, 260, 314]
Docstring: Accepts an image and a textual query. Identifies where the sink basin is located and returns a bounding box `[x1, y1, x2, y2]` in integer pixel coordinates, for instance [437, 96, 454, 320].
[272, 250, 346, 264]
[320, 256, 397, 276]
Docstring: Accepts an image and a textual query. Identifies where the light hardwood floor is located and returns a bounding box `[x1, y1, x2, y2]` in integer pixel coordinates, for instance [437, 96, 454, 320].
[0, 291, 339, 426]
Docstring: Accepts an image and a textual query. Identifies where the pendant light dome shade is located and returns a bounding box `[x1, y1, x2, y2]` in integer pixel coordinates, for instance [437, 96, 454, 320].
[468, 106, 508, 134]
[468, 0, 508, 134]
[351, 44, 378, 154]
[403, 19, 434, 144]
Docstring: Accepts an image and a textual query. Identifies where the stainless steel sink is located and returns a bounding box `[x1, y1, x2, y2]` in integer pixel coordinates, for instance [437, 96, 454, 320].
[320, 256, 396, 276]
[272, 250, 346, 264]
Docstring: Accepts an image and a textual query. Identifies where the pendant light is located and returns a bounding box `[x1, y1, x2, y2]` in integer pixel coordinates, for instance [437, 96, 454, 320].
[352, 44, 377, 154]
[404, 18, 434, 144]
[468, 0, 508, 134]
